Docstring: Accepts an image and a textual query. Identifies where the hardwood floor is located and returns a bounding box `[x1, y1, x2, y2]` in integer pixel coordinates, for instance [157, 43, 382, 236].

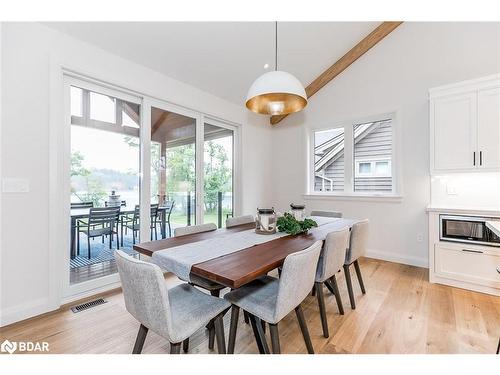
[1, 258, 499, 354]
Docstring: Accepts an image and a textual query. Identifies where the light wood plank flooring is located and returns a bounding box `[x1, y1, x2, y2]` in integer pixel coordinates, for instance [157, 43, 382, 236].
[1, 258, 499, 354]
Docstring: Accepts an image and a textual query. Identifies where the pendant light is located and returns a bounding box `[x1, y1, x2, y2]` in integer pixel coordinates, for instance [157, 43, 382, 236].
[246, 22, 308, 116]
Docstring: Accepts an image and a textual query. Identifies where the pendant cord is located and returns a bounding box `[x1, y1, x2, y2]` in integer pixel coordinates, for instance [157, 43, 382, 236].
[275, 21, 278, 71]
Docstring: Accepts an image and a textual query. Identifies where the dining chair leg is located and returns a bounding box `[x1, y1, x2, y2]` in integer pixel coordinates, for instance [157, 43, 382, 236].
[327, 275, 344, 315]
[116, 232, 119, 250]
[182, 338, 189, 353]
[132, 324, 148, 354]
[168, 222, 171, 238]
[243, 311, 249, 324]
[102, 235, 104, 244]
[353, 260, 366, 294]
[155, 227, 158, 241]
[228, 306, 240, 354]
[315, 282, 329, 338]
[343, 264, 356, 309]
[249, 314, 269, 354]
[214, 315, 226, 354]
[207, 289, 220, 350]
[132, 229, 136, 245]
[269, 323, 280, 354]
[170, 342, 181, 354]
[295, 305, 314, 354]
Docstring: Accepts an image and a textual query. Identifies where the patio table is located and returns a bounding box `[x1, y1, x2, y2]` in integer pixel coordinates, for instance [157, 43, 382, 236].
[70, 205, 169, 259]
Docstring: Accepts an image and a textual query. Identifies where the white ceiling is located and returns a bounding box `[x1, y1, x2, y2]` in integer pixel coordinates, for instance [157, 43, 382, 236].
[44, 22, 379, 106]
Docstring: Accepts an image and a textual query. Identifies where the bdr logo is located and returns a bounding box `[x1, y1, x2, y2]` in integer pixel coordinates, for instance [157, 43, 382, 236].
[1, 339, 49, 354]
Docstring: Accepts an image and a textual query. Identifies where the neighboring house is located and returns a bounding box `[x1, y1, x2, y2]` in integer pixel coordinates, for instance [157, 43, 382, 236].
[314, 120, 392, 193]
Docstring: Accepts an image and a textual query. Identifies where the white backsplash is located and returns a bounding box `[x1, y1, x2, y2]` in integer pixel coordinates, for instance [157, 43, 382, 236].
[431, 172, 500, 210]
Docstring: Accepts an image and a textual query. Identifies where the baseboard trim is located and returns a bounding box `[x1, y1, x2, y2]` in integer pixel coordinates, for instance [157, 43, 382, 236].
[365, 249, 429, 268]
[0, 297, 54, 327]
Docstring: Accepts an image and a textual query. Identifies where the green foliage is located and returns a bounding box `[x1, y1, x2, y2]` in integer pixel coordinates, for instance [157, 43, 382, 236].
[70, 150, 107, 206]
[276, 213, 318, 236]
[203, 141, 231, 212]
[71, 150, 90, 177]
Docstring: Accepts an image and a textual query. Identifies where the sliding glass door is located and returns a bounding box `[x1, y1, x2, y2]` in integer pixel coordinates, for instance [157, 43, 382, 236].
[64, 76, 239, 298]
[203, 120, 234, 228]
[150, 106, 198, 236]
[67, 77, 142, 286]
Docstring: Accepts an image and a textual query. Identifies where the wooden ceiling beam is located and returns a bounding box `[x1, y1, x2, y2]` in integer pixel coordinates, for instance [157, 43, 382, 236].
[270, 21, 403, 125]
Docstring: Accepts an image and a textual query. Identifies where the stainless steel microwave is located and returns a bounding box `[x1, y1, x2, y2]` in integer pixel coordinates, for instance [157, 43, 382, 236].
[440, 215, 500, 247]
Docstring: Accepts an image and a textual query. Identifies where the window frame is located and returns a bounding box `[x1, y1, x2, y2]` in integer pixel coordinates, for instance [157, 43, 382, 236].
[308, 112, 401, 198]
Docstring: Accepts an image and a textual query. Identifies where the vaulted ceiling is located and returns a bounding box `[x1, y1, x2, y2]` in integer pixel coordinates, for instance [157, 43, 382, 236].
[44, 22, 380, 106]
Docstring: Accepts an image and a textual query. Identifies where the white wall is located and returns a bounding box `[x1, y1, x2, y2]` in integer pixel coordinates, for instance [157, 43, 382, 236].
[270, 22, 500, 267]
[0, 22, 273, 325]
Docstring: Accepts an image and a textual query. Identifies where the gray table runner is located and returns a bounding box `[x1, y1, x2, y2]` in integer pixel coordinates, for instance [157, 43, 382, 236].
[151, 216, 353, 282]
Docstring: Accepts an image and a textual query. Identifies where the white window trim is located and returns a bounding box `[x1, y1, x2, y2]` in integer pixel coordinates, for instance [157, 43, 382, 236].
[308, 112, 402, 199]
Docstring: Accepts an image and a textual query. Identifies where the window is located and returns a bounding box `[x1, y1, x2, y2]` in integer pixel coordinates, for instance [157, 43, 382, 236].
[312, 116, 396, 195]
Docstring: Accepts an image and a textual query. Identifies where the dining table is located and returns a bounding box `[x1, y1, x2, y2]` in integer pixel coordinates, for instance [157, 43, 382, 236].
[70, 205, 170, 259]
[133, 216, 359, 288]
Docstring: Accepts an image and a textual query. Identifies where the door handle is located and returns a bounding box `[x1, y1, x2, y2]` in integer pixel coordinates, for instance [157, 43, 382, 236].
[473, 151, 476, 166]
[462, 248, 483, 254]
[479, 151, 482, 166]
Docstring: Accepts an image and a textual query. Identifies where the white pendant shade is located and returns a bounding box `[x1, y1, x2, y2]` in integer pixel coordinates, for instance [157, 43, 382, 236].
[246, 70, 308, 115]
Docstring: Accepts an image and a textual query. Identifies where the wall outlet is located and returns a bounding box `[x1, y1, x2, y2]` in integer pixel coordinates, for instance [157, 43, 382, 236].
[416, 233, 424, 243]
[2, 178, 30, 193]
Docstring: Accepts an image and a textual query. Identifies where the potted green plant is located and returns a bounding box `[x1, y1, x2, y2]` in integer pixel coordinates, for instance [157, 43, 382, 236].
[276, 212, 318, 235]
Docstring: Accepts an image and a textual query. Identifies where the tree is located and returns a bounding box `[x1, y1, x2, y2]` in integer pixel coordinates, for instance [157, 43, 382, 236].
[71, 150, 106, 206]
[203, 141, 231, 212]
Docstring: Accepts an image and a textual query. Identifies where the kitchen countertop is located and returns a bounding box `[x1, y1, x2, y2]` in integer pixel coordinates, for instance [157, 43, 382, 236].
[486, 220, 500, 237]
[426, 206, 500, 217]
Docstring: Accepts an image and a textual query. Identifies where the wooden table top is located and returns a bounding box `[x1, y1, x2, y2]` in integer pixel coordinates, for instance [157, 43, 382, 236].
[133, 219, 357, 289]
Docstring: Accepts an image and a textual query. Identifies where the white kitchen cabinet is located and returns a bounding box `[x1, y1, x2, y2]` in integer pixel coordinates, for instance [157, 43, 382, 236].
[430, 74, 500, 174]
[477, 87, 500, 170]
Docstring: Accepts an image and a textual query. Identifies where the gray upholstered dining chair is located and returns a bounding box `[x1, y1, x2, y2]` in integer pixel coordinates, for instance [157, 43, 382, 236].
[314, 227, 350, 338]
[174, 222, 217, 237]
[310, 210, 343, 218]
[173, 222, 224, 351]
[226, 214, 255, 228]
[115, 250, 230, 354]
[343, 219, 369, 309]
[224, 241, 323, 354]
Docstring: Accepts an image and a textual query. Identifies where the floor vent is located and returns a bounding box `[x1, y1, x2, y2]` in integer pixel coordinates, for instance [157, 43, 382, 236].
[71, 298, 107, 313]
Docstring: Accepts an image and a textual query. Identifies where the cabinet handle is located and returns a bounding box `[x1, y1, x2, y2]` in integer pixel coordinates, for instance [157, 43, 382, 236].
[497, 266, 500, 274]
[480, 151, 482, 166]
[473, 151, 476, 166]
[462, 248, 483, 254]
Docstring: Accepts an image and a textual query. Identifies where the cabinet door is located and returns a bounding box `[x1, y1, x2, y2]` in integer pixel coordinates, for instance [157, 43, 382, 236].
[432, 92, 477, 172]
[477, 87, 500, 170]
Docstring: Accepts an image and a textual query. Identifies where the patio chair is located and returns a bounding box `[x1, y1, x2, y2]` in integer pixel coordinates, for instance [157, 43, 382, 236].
[71, 201, 94, 209]
[77, 206, 121, 259]
[160, 201, 175, 238]
[121, 204, 160, 245]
